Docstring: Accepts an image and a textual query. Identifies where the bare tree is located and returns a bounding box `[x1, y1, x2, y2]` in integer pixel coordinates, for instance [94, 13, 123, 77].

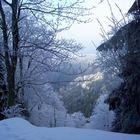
[0, 0, 93, 106]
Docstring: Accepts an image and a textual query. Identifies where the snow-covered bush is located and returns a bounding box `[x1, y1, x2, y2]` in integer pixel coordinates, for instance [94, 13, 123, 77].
[89, 95, 114, 131]
[64, 112, 86, 128]
[71, 112, 86, 128]
[2, 104, 25, 118]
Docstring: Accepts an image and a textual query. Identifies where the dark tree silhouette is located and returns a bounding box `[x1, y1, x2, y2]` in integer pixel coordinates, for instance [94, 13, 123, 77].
[97, 0, 140, 134]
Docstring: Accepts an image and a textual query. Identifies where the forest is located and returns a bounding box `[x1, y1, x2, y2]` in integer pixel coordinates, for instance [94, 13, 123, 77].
[0, 0, 140, 139]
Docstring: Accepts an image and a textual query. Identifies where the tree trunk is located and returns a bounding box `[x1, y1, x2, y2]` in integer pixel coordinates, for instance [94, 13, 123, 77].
[7, 69, 15, 106]
[0, 1, 20, 107]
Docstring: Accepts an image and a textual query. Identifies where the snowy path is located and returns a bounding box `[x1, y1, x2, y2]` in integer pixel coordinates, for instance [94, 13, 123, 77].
[0, 118, 140, 140]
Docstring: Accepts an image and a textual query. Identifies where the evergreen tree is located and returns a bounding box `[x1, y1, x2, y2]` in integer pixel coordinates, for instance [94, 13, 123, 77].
[97, 0, 140, 133]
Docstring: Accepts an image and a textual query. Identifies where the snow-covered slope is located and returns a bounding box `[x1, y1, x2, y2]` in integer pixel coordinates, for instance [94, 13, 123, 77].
[0, 118, 140, 140]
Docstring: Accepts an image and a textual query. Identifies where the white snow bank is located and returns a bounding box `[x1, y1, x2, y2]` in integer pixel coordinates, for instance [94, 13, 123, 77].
[0, 117, 140, 140]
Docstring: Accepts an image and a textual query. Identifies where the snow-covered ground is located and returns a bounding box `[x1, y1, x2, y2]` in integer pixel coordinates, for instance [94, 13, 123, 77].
[0, 118, 140, 140]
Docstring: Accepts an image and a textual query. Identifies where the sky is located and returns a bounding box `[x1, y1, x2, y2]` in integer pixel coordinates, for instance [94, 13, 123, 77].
[58, 0, 134, 57]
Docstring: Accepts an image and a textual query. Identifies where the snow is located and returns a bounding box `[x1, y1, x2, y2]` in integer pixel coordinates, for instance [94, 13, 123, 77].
[73, 72, 103, 90]
[0, 118, 140, 140]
